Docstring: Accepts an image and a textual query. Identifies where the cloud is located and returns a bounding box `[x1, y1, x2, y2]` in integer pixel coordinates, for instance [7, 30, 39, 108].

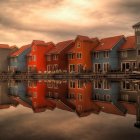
[0, 0, 139, 46]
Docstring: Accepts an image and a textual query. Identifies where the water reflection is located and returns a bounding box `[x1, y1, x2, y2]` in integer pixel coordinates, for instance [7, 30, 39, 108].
[0, 79, 140, 128]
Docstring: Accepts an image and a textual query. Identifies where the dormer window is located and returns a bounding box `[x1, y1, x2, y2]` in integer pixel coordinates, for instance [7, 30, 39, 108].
[121, 51, 127, 58]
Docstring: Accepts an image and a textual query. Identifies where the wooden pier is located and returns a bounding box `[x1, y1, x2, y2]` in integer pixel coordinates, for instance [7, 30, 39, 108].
[0, 71, 140, 81]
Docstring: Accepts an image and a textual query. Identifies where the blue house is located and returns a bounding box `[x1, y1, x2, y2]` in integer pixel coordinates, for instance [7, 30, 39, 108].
[8, 82, 32, 107]
[92, 79, 126, 115]
[9, 44, 31, 72]
[92, 35, 126, 73]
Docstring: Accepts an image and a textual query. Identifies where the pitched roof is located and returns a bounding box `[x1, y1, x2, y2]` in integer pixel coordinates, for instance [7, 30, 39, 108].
[94, 35, 124, 51]
[94, 101, 126, 116]
[0, 44, 10, 49]
[120, 101, 136, 115]
[119, 36, 135, 50]
[75, 35, 91, 41]
[47, 40, 73, 54]
[133, 22, 140, 28]
[10, 44, 31, 57]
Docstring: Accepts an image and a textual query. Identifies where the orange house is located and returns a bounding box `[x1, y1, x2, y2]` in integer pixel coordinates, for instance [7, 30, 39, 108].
[67, 35, 99, 73]
[46, 40, 74, 73]
[27, 81, 56, 113]
[68, 80, 100, 117]
[27, 40, 55, 73]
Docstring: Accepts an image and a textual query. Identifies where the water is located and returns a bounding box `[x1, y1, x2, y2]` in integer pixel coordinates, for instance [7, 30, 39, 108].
[0, 79, 140, 139]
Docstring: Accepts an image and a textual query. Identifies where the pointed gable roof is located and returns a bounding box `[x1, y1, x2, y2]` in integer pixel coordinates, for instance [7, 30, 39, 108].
[10, 44, 31, 57]
[119, 36, 135, 50]
[47, 40, 74, 55]
[94, 35, 124, 51]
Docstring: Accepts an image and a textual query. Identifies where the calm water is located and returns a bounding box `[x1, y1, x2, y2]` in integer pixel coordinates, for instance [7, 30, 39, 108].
[0, 79, 140, 140]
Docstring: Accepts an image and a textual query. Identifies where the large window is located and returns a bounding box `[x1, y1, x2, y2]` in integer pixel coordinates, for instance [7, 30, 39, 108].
[103, 80, 110, 90]
[77, 93, 82, 101]
[104, 51, 109, 58]
[68, 53, 75, 59]
[122, 81, 131, 90]
[94, 52, 99, 59]
[53, 55, 58, 60]
[69, 81, 75, 88]
[69, 64, 75, 72]
[103, 63, 109, 72]
[94, 81, 102, 89]
[77, 53, 82, 59]
[77, 80, 83, 88]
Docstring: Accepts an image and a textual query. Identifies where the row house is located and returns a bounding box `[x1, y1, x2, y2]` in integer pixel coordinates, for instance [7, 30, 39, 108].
[92, 79, 126, 116]
[27, 81, 56, 113]
[67, 35, 99, 73]
[133, 22, 140, 71]
[46, 40, 74, 73]
[46, 80, 75, 112]
[9, 44, 31, 72]
[68, 80, 100, 117]
[27, 40, 55, 73]
[93, 35, 125, 73]
[119, 36, 137, 72]
[0, 44, 18, 72]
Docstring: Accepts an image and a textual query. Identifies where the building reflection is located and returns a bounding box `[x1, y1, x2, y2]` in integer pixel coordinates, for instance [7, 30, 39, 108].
[5, 79, 140, 128]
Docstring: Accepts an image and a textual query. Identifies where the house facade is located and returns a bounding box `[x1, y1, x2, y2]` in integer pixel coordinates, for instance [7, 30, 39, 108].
[67, 35, 99, 73]
[92, 35, 125, 73]
[92, 79, 126, 115]
[68, 80, 100, 117]
[27, 81, 56, 112]
[9, 44, 31, 72]
[119, 36, 137, 72]
[46, 40, 74, 73]
[133, 22, 140, 71]
[27, 40, 55, 73]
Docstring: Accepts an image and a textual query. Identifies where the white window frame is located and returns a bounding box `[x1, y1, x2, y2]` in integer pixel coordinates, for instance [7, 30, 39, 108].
[104, 51, 109, 58]
[77, 53, 82, 59]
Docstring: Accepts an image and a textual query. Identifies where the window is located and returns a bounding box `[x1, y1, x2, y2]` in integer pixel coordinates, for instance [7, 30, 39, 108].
[78, 93, 82, 101]
[54, 82, 58, 89]
[138, 50, 140, 56]
[47, 82, 53, 88]
[47, 65, 51, 71]
[121, 94, 129, 101]
[68, 93, 75, 99]
[122, 81, 131, 90]
[103, 63, 109, 72]
[137, 36, 140, 44]
[68, 53, 74, 59]
[69, 64, 75, 72]
[94, 81, 102, 89]
[78, 80, 83, 88]
[28, 81, 37, 87]
[13, 57, 17, 62]
[69, 81, 75, 88]
[33, 92, 37, 98]
[53, 55, 58, 60]
[47, 55, 51, 61]
[121, 51, 127, 58]
[104, 51, 109, 58]
[77, 53, 82, 59]
[103, 80, 110, 90]
[106, 95, 111, 102]
[32, 55, 36, 61]
[77, 105, 82, 111]
[32, 46, 36, 51]
[54, 64, 58, 71]
[77, 43, 81, 48]
[94, 52, 99, 59]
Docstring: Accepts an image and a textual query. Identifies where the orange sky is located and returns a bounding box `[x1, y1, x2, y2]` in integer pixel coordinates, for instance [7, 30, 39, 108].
[0, 0, 140, 46]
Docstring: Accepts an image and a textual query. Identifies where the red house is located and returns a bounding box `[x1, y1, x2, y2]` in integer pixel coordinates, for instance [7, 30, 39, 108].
[46, 40, 74, 73]
[27, 40, 55, 73]
[67, 35, 99, 73]
[27, 81, 56, 113]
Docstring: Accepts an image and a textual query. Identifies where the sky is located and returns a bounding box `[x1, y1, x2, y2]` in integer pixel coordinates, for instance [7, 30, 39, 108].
[0, 106, 140, 140]
[0, 0, 140, 46]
